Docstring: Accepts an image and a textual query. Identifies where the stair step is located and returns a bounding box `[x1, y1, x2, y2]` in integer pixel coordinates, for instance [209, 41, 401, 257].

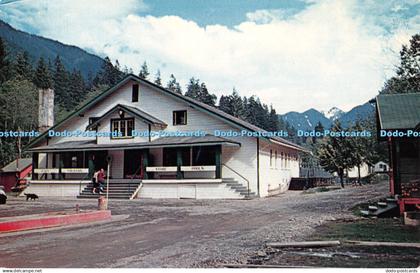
[360, 210, 370, 216]
[79, 193, 132, 198]
[368, 206, 378, 211]
[386, 198, 397, 203]
[377, 202, 387, 207]
[231, 185, 247, 190]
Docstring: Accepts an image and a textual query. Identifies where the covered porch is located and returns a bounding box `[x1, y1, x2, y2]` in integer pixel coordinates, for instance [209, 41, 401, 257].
[28, 136, 242, 193]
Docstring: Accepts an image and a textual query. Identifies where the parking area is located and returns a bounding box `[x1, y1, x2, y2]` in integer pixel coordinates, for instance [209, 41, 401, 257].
[0, 182, 388, 268]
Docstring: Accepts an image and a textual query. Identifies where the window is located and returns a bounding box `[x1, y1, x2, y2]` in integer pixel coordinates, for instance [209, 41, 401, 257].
[192, 146, 216, 165]
[275, 150, 278, 169]
[163, 147, 190, 166]
[173, 110, 187, 125]
[132, 84, 139, 102]
[281, 152, 284, 168]
[71, 156, 78, 168]
[270, 149, 273, 167]
[111, 118, 134, 138]
[89, 117, 100, 125]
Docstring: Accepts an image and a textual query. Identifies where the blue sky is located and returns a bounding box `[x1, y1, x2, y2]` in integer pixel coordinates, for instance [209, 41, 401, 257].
[0, 0, 419, 113]
[141, 0, 311, 27]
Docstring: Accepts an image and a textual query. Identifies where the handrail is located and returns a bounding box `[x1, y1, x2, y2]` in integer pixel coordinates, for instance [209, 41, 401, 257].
[79, 173, 91, 195]
[128, 163, 144, 196]
[222, 163, 250, 198]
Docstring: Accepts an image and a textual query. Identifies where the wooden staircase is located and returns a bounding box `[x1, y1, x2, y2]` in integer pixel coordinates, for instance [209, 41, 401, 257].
[77, 179, 142, 200]
[223, 178, 257, 199]
[360, 197, 399, 217]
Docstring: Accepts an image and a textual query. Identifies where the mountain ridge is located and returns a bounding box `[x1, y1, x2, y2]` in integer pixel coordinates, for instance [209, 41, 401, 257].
[280, 102, 375, 131]
[0, 19, 104, 79]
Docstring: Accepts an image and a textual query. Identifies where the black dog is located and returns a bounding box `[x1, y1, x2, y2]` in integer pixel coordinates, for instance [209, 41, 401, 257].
[24, 193, 39, 201]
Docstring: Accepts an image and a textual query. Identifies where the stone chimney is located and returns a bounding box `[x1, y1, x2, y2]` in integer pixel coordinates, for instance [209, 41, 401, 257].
[38, 88, 54, 133]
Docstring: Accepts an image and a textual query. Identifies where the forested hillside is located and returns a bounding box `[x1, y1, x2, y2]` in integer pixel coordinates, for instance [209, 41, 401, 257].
[0, 20, 104, 79]
[0, 34, 292, 167]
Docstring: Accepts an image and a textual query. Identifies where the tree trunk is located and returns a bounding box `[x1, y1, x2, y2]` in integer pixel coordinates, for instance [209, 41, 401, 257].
[357, 164, 361, 186]
[338, 168, 344, 188]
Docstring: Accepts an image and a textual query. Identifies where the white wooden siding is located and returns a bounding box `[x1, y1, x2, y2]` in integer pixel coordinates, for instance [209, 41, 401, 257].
[38, 79, 300, 197]
[258, 140, 300, 197]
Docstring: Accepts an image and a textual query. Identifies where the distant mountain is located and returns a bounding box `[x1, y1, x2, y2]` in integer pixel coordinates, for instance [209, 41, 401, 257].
[0, 20, 104, 79]
[280, 102, 375, 131]
[322, 107, 344, 121]
[282, 108, 332, 131]
[338, 102, 375, 128]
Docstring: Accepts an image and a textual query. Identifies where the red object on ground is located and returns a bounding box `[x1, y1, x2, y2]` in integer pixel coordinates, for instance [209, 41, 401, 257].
[398, 198, 420, 215]
[0, 210, 111, 233]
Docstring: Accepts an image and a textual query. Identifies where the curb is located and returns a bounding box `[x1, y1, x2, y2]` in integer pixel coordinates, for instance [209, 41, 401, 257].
[0, 210, 112, 233]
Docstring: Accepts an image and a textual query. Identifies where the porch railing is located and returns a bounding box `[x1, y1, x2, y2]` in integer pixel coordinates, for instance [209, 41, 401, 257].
[145, 165, 216, 179]
[34, 168, 89, 180]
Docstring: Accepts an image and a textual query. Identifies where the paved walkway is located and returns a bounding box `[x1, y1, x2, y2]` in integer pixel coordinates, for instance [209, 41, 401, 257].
[0, 182, 388, 268]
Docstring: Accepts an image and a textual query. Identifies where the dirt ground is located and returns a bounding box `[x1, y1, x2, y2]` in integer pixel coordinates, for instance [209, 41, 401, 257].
[0, 181, 389, 268]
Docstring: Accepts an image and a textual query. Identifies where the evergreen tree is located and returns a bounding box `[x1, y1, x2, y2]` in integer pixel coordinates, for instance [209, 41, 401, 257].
[68, 69, 86, 109]
[166, 74, 182, 94]
[185, 78, 217, 106]
[53, 55, 70, 107]
[138, 61, 150, 80]
[219, 95, 234, 115]
[33, 57, 53, 89]
[154, 69, 162, 86]
[199, 82, 217, 106]
[13, 51, 32, 80]
[230, 89, 244, 118]
[314, 121, 324, 143]
[185, 77, 201, 98]
[94, 57, 123, 86]
[267, 105, 279, 131]
[381, 34, 420, 94]
[244, 96, 259, 125]
[0, 38, 11, 83]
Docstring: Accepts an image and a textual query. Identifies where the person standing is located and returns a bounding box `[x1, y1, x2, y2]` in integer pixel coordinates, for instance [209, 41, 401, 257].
[92, 170, 99, 194]
[97, 168, 106, 193]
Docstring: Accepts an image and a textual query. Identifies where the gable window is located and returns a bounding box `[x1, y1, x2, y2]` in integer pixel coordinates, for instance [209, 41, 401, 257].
[173, 110, 187, 125]
[111, 118, 134, 138]
[132, 84, 139, 102]
[89, 117, 100, 125]
[88, 117, 100, 130]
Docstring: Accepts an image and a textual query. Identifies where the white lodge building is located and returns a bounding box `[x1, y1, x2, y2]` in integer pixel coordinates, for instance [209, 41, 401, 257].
[26, 75, 303, 199]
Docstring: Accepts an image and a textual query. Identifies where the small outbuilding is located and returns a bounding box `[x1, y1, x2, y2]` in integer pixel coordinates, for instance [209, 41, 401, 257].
[376, 93, 420, 214]
[374, 161, 389, 173]
[0, 158, 32, 192]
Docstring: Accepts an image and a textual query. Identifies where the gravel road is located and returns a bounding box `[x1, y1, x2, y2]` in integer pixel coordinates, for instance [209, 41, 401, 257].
[0, 181, 388, 268]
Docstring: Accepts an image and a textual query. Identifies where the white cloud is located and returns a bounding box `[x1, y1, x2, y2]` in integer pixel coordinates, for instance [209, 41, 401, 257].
[1, 0, 418, 113]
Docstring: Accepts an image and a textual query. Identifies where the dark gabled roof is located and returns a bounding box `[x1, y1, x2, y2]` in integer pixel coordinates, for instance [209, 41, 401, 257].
[26, 74, 303, 151]
[28, 135, 241, 152]
[1, 158, 32, 173]
[86, 104, 166, 130]
[377, 93, 420, 130]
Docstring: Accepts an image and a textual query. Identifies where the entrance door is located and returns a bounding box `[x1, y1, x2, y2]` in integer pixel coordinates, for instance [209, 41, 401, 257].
[85, 151, 108, 177]
[124, 150, 143, 179]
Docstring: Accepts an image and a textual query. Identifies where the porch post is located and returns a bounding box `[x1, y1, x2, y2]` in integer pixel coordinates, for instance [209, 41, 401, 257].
[52, 152, 56, 180]
[32, 152, 39, 180]
[176, 149, 183, 179]
[215, 145, 221, 179]
[59, 153, 64, 180]
[142, 149, 149, 179]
